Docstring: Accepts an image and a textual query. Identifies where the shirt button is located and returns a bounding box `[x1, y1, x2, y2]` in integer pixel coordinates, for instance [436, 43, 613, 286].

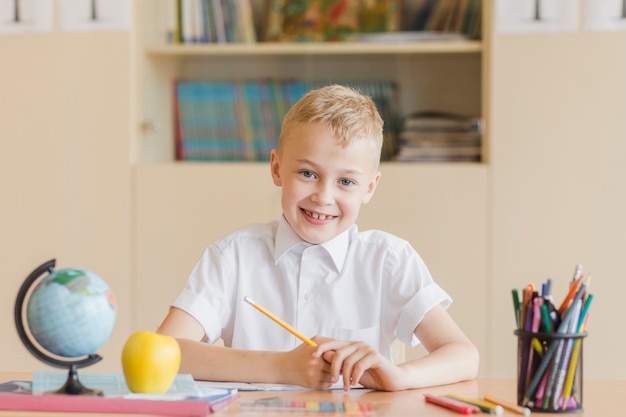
[304, 292, 311, 301]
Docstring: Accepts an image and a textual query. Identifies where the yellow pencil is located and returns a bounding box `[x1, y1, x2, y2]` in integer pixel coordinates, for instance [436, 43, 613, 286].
[244, 296, 317, 346]
[531, 338, 544, 355]
[561, 338, 582, 410]
[561, 312, 590, 409]
[483, 394, 531, 416]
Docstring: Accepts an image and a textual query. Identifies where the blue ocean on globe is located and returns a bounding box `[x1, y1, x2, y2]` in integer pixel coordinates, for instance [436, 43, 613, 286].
[26, 268, 117, 358]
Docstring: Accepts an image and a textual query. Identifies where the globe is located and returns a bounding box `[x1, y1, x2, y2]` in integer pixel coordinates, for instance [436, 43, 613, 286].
[26, 267, 117, 358]
[15, 259, 118, 395]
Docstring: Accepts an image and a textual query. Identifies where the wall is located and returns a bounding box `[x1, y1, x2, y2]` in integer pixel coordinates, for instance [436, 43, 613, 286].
[488, 29, 626, 378]
[0, 32, 132, 372]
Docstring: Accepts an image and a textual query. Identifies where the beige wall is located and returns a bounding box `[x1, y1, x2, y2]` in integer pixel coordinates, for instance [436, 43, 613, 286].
[488, 32, 626, 378]
[0, 33, 132, 372]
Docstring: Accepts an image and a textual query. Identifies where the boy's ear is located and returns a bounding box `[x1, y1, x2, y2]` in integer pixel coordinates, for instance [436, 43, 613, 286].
[270, 149, 282, 186]
[362, 171, 381, 204]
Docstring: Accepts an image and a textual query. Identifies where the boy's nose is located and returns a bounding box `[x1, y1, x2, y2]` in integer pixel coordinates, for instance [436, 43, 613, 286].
[312, 183, 334, 204]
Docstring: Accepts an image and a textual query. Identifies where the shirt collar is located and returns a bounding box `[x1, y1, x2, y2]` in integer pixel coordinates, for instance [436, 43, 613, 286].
[274, 216, 353, 272]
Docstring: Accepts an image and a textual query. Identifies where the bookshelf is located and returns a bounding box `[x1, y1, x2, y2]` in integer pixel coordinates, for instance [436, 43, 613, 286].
[135, 0, 486, 163]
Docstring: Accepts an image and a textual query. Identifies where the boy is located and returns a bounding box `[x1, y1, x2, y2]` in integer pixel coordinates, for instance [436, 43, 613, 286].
[157, 84, 479, 391]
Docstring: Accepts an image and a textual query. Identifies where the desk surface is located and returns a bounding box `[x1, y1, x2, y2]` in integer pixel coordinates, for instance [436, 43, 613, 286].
[0, 373, 621, 416]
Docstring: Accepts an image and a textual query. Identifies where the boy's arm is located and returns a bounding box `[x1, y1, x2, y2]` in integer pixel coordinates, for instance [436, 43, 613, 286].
[157, 307, 334, 387]
[315, 304, 479, 391]
[400, 304, 479, 387]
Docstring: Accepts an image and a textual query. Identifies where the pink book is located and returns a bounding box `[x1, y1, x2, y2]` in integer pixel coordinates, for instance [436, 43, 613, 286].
[0, 390, 238, 416]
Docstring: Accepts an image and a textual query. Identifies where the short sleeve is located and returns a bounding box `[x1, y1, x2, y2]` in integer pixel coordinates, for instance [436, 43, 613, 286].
[396, 282, 452, 346]
[172, 289, 223, 343]
[171, 244, 235, 344]
[384, 239, 452, 347]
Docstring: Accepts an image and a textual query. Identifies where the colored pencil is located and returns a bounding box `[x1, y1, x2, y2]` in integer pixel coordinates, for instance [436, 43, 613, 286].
[446, 394, 503, 415]
[483, 394, 530, 416]
[424, 394, 481, 414]
[521, 281, 588, 407]
[513, 268, 593, 412]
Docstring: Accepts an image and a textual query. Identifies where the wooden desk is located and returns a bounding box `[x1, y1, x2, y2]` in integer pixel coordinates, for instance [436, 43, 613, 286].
[0, 373, 621, 416]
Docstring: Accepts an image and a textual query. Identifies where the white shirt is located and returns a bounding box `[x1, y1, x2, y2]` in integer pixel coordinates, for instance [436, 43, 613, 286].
[172, 216, 451, 360]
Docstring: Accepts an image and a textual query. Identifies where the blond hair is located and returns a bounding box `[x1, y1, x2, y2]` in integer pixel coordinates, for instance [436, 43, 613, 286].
[278, 84, 384, 163]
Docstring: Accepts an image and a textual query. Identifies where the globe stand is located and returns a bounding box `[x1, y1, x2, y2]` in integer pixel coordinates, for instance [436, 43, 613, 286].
[14, 259, 105, 396]
[51, 364, 102, 396]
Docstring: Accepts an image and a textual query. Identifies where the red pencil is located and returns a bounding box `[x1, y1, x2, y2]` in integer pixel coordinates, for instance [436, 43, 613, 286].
[424, 394, 481, 414]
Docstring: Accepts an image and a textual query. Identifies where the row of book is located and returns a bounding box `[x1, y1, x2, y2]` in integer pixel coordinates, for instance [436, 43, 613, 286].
[394, 111, 482, 162]
[167, 0, 400, 44]
[167, 0, 256, 44]
[174, 79, 399, 162]
[410, 0, 482, 39]
[165, 0, 482, 44]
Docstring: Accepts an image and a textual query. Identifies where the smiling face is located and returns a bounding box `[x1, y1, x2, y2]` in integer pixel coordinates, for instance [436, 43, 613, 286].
[270, 122, 381, 244]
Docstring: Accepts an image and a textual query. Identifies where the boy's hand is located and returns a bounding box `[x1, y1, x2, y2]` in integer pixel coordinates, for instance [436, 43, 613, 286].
[312, 337, 404, 391]
[281, 341, 334, 389]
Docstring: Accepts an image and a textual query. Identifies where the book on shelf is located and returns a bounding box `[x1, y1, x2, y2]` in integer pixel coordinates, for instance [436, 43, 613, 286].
[174, 79, 399, 162]
[264, 0, 401, 42]
[345, 30, 468, 43]
[394, 144, 481, 162]
[402, 110, 482, 132]
[394, 110, 482, 162]
[168, 0, 256, 44]
[410, 0, 482, 40]
[0, 372, 238, 417]
[399, 130, 481, 144]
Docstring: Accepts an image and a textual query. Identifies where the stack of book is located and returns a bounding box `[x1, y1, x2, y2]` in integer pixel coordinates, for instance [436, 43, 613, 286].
[174, 79, 399, 162]
[394, 111, 482, 162]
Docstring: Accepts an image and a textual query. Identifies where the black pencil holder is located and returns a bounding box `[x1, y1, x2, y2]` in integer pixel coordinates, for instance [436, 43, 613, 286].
[515, 330, 586, 413]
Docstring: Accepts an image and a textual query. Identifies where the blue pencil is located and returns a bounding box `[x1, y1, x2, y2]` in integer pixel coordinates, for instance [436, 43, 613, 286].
[544, 278, 553, 301]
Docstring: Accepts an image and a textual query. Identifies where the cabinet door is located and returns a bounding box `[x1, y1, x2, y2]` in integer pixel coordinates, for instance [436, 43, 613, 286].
[0, 33, 132, 372]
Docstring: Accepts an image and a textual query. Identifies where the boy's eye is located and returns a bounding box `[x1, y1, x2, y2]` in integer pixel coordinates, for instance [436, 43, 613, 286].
[339, 179, 354, 187]
[300, 170, 315, 179]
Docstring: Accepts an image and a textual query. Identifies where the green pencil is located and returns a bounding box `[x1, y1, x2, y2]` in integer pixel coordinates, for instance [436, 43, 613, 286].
[512, 288, 521, 329]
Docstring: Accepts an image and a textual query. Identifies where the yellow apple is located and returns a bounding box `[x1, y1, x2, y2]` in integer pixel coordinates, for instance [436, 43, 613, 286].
[121, 331, 181, 394]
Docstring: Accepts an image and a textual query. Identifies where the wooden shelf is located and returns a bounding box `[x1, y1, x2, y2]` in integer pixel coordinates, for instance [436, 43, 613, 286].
[146, 40, 482, 57]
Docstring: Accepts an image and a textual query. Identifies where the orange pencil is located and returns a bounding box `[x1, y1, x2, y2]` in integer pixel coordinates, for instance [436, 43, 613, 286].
[558, 274, 586, 314]
[244, 296, 317, 346]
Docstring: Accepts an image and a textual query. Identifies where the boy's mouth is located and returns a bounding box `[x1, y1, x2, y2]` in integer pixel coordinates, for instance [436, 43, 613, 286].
[302, 209, 336, 221]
